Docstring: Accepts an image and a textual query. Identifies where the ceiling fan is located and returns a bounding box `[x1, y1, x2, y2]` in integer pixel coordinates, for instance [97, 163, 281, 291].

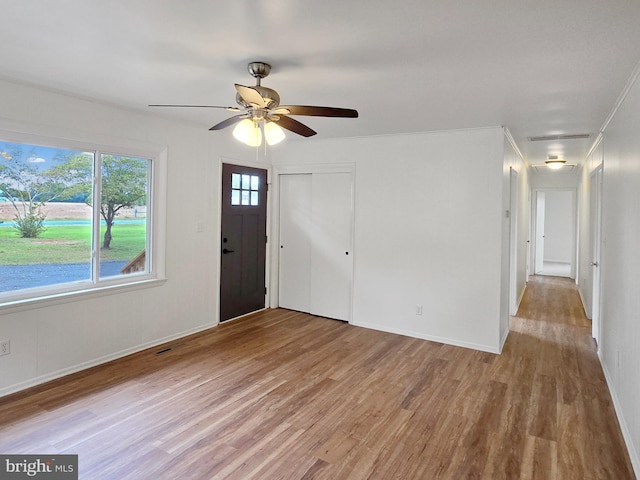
[149, 61, 359, 145]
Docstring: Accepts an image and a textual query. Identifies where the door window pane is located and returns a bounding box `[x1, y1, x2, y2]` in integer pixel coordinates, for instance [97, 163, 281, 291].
[231, 173, 241, 189]
[230, 172, 261, 207]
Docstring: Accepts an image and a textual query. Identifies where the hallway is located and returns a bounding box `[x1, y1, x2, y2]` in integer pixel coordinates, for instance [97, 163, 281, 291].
[0, 276, 635, 479]
[508, 275, 634, 478]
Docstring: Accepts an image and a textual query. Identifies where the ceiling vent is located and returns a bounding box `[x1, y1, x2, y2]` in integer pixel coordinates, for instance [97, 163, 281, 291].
[527, 133, 591, 142]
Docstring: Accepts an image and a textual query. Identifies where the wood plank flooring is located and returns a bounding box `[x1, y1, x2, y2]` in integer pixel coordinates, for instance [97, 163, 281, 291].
[0, 275, 635, 479]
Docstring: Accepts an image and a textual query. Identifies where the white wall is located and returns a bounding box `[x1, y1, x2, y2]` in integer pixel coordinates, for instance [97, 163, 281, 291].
[542, 190, 574, 263]
[271, 127, 508, 353]
[596, 65, 640, 474]
[0, 79, 255, 396]
[530, 170, 579, 189]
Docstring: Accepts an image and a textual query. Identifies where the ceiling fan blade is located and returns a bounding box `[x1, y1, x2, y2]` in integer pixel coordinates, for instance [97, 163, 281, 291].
[149, 104, 242, 112]
[273, 115, 317, 137]
[235, 84, 266, 108]
[270, 107, 291, 115]
[209, 114, 248, 131]
[277, 105, 358, 118]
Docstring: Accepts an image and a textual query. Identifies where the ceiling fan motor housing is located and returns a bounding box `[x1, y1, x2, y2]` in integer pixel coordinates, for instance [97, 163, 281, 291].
[247, 62, 271, 79]
[235, 86, 280, 109]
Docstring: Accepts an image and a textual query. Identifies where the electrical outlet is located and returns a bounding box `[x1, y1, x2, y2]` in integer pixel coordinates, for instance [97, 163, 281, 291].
[0, 340, 9, 356]
[416, 305, 423, 315]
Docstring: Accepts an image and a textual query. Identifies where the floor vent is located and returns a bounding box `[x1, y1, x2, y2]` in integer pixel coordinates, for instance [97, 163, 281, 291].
[156, 343, 184, 355]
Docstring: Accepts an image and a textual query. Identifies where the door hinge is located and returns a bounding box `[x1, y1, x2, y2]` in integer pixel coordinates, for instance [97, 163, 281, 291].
[265, 235, 268, 244]
[265, 287, 267, 295]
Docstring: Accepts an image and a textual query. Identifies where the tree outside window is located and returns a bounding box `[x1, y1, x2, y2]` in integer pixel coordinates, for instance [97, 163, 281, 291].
[0, 140, 151, 294]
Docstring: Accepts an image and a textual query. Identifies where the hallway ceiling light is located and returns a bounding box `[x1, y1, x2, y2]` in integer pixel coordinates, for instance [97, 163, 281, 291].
[545, 155, 566, 170]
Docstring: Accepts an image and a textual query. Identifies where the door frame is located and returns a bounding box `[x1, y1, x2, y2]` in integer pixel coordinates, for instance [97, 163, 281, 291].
[217, 157, 272, 324]
[508, 167, 518, 315]
[533, 190, 545, 274]
[590, 164, 603, 343]
[531, 187, 578, 278]
[271, 162, 355, 320]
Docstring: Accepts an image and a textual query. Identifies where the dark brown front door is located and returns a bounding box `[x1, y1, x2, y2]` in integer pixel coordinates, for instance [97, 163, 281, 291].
[220, 163, 268, 321]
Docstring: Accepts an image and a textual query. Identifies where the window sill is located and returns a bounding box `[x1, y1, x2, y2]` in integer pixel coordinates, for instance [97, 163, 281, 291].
[0, 277, 167, 315]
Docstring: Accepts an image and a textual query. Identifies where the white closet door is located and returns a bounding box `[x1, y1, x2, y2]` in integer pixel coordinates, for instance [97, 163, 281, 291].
[310, 172, 353, 321]
[278, 174, 312, 312]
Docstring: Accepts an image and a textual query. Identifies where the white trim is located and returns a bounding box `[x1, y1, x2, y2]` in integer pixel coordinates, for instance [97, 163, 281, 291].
[0, 319, 216, 399]
[584, 59, 640, 164]
[585, 132, 604, 163]
[0, 118, 166, 159]
[504, 127, 525, 162]
[599, 59, 640, 134]
[599, 350, 640, 478]
[499, 326, 510, 353]
[351, 320, 501, 355]
[274, 162, 355, 175]
[0, 278, 166, 315]
[530, 187, 578, 278]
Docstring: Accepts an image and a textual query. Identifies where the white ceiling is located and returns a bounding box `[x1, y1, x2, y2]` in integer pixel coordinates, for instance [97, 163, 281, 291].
[1, 0, 639, 167]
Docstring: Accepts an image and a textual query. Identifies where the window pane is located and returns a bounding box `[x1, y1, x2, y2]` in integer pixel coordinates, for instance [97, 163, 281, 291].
[0, 141, 94, 293]
[251, 175, 259, 191]
[231, 173, 241, 189]
[99, 154, 149, 279]
[242, 174, 250, 190]
[250, 191, 258, 206]
[231, 189, 240, 205]
[241, 190, 250, 205]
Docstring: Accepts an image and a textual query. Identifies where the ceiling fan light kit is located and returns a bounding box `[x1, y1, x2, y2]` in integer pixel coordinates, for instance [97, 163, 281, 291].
[264, 121, 286, 145]
[149, 61, 358, 147]
[233, 119, 263, 146]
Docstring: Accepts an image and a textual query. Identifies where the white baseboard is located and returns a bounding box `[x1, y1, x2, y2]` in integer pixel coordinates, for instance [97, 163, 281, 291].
[0, 321, 218, 398]
[598, 349, 640, 478]
[349, 320, 500, 354]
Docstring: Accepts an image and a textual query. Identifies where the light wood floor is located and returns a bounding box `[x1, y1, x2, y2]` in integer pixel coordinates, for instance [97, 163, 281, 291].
[0, 276, 635, 479]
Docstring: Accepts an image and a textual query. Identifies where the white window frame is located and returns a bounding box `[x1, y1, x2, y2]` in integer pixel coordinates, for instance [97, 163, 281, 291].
[0, 130, 167, 313]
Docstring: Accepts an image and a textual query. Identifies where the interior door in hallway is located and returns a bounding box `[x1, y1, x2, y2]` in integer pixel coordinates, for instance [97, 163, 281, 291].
[590, 165, 603, 342]
[220, 163, 268, 322]
[534, 191, 545, 274]
[278, 172, 353, 321]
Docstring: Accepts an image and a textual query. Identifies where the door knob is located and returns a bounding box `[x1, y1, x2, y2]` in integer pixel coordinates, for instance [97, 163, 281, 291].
[222, 248, 235, 254]
[592, 262, 599, 267]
